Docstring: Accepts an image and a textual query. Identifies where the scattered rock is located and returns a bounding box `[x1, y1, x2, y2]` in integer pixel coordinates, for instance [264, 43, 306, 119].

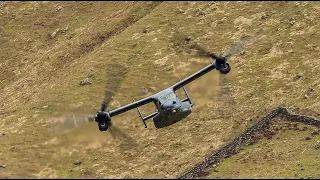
[54, 6, 63, 12]
[49, 27, 69, 39]
[69, 169, 73, 172]
[2, 164, 6, 168]
[304, 88, 314, 98]
[42, 105, 48, 109]
[290, 20, 295, 25]
[195, 124, 200, 128]
[294, 74, 303, 80]
[79, 78, 92, 86]
[308, 88, 314, 92]
[94, 157, 98, 160]
[185, 36, 192, 42]
[50, 29, 59, 39]
[60, 27, 68, 33]
[142, 28, 149, 34]
[261, 13, 270, 19]
[305, 137, 311, 140]
[308, 176, 313, 179]
[74, 160, 82, 166]
[142, 87, 149, 95]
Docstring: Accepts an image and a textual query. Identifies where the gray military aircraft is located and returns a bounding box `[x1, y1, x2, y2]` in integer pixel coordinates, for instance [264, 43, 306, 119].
[96, 57, 229, 131]
[87, 34, 251, 132]
[93, 48, 241, 131]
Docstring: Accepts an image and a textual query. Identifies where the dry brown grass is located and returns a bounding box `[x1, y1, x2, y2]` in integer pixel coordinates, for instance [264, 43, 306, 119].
[0, 1, 319, 178]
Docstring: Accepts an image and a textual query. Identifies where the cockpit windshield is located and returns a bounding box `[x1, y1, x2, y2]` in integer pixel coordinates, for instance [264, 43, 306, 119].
[159, 92, 176, 103]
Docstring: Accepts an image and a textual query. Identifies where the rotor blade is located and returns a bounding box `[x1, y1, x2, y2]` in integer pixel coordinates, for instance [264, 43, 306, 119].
[189, 43, 215, 58]
[107, 122, 139, 151]
[108, 121, 117, 139]
[216, 72, 236, 119]
[106, 121, 133, 142]
[108, 123, 133, 141]
[169, 30, 218, 58]
[223, 34, 251, 58]
[48, 114, 95, 134]
[218, 74, 235, 104]
[101, 63, 128, 111]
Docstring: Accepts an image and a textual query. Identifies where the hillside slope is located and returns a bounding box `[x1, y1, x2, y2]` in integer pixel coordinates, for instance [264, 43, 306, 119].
[0, 1, 319, 178]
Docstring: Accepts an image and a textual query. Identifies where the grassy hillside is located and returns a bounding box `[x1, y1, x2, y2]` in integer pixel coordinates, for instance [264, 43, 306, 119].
[0, 1, 319, 178]
[204, 117, 320, 179]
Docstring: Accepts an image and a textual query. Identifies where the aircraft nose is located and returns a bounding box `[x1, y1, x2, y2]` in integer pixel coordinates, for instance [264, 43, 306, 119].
[161, 100, 181, 115]
[166, 107, 178, 114]
[165, 108, 175, 115]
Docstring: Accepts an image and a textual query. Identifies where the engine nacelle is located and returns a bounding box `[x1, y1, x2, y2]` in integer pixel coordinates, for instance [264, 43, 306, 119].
[95, 111, 111, 131]
[219, 62, 231, 74]
[215, 55, 226, 64]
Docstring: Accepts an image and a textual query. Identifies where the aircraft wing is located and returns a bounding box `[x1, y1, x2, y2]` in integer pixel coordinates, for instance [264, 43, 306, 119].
[172, 63, 216, 91]
[108, 95, 154, 117]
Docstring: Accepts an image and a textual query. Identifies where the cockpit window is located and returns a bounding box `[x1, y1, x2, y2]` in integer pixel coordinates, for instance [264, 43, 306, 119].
[159, 92, 176, 102]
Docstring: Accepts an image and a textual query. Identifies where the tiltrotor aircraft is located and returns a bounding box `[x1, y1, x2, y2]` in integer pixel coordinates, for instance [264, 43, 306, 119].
[92, 35, 249, 131]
